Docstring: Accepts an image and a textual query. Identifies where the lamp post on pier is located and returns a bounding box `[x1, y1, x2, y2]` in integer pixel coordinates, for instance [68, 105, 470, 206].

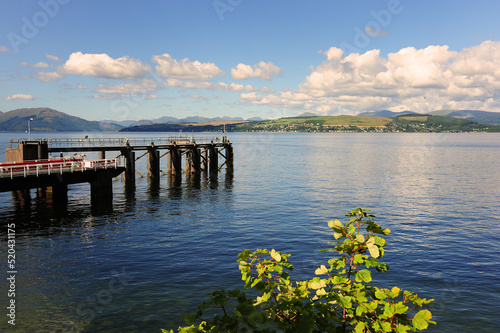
[28, 118, 33, 141]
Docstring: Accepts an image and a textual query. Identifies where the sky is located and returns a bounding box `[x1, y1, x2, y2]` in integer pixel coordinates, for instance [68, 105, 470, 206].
[1, 0, 500, 121]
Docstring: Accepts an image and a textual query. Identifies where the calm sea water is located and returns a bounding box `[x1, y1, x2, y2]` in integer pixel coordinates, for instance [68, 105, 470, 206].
[0, 132, 499, 332]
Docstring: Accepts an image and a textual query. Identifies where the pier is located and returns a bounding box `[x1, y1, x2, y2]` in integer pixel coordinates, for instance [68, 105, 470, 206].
[1, 135, 234, 213]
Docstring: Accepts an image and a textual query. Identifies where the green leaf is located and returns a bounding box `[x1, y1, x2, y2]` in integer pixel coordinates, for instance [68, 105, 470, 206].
[394, 302, 409, 315]
[354, 322, 367, 333]
[413, 310, 433, 330]
[391, 286, 401, 297]
[395, 324, 411, 333]
[367, 244, 380, 258]
[316, 288, 327, 296]
[270, 249, 281, 262]
[353, 253, 364, 264]
[250, 278, 261, 288]
[309, 278, 327, 290]
[356, 234, 365, 243]
[315, 265, 328, 275]
[355, 269, 372, 283]
[375, 288, 387, 300]
[384, 303, 396, 317]
[338, 295, 352, 308]
[373, 321, 392, 332]
[328, 219, 343, 229]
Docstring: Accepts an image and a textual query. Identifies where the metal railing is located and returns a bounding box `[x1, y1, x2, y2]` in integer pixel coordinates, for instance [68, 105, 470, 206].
[0, 158, 125, 179]
[8, 135, 228, 149]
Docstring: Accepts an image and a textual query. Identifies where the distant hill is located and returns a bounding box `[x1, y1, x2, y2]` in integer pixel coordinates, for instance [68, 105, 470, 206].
[228, 114, 500, 133]
[121, 120, 248, 133]
[358, 110, 418, 117]
[359, 109, 500, 125]
[429, 110, 500, 124]
[0, 108, 123, 132]
[102, 115, 246, 128]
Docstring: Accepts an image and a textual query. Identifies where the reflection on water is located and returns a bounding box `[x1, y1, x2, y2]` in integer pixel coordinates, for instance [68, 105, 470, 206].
[0, 132, 499, 332]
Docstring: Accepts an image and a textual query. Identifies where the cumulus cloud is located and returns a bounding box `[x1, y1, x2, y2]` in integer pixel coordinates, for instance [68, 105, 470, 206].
[153, 53, 225, 81]
[0, 94, 35, 100]
[241, 41, 500, 114]
[231, 61, 282, 80]
[59, 52, 150, 79]
[0, 46, 10, 52]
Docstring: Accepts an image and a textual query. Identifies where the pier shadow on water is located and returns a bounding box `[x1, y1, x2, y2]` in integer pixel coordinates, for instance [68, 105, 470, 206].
[0, 171, 234, 236]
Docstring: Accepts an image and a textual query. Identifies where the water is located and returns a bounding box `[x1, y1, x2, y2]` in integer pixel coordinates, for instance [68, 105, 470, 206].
[0, 132, 499, 332]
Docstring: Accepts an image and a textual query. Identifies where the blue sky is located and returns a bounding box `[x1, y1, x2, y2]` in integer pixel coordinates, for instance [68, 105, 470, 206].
[1, 0, 500, 121]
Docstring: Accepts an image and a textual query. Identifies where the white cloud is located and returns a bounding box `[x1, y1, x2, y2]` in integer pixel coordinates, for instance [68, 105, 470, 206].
[0, 46, 10, 52]
[45, 54, 61, 62]
[94, 79, 158, 95]
[20, 61, 50, 68]
[153, 53, 225, 81]
[259, 86, 277, 94]
[92, 95, 117, 100]
[59, 52, 150, 79]
[188, 94, 210, 101]
[365, 26, 387, 37]
[163, 78, 267, 93]
[0, 94, 35, 100]
[37, 71, 63, 82]
[241, 41, 500, 114]
[231, 61, 282, 80]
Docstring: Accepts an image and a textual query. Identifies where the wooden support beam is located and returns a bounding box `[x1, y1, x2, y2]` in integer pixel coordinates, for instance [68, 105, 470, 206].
[202, 148, 208, 171]
[122, 148, 136, 188]
[46, 183, 68, 205]
[191, 146, 201, 173]
[135, 150, 149, 161]
[185, 148, 192, 174]
[166, 150, 172, 174]
[147, 147, 160, 179]
[90, 170, 113, 215]
[209, 143, 218, 179]
[170, 145, 182, 176]
[225, 143, 234, 176]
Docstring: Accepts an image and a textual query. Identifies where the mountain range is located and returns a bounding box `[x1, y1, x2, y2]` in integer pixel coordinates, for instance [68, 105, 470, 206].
[101, 115, 263, 128]
[0, 107, 499, 132]
[0, 108, 122, 132]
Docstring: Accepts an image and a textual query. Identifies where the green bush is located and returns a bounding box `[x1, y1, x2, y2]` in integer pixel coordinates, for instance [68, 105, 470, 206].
[164, 208, 435, 333]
